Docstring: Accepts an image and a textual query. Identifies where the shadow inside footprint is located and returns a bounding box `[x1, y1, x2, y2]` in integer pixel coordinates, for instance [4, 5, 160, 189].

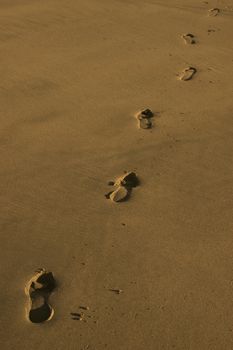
[120, 172, 140, 188]
[36, 272, 56, 292]
[29, 296, 54, 324]
[25, 269, 56, 323]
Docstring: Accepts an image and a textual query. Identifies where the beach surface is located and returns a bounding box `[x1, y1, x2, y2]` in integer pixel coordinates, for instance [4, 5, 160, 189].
[0, 0, 233, 349]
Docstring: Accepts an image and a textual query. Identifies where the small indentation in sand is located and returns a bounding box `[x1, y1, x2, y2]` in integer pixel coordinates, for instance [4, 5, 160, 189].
[110, 186, 129, 202]
[179, 67, 197, 81]
[139, 118, 152, 129]
[106, 172, 139, 203]
[70, 312, 84, 321]
[79, 305, 90, 311]
[182, 33, 195, 44]
[25, 268, 56, 323]
[207, 29, 216, 34]
[109, 289, 123, 294]
[114, 172, 139, 188]
[208, 8, 220, 16]
[135, 109, 154, 129]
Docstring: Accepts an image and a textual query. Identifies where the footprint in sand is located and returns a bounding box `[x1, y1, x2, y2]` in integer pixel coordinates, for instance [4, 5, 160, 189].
[135, 108, 154, 129]
[70, 312, 84, 321]
[25, 268, 56, 323]
[105, 171, 139, 203]
[109, 186, 129, 202]
[208, 8, 220, 17]
[179, 67, 197, 81]
[182, 33, 196, 45]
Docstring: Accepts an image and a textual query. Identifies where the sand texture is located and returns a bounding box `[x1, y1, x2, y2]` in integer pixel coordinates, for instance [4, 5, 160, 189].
[0, 0, 233, 349]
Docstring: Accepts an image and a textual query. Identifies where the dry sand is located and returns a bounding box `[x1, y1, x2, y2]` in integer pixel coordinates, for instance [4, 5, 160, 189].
[0, 0, 233, 349]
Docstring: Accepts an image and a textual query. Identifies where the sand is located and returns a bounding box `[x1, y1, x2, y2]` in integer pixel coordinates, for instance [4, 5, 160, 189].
[0, 0, 233, 349]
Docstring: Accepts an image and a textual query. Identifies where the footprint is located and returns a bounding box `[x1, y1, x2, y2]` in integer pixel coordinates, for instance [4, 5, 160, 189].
[106, 172, 139, 203]
[109, 289, 123, 294]
[182, 33, 195, 44]
[208, 8, 220, 16]
[70, 312, 84, 321]
[138, 118, 152, 129]
[179, 67, 197, 81]
[25, 268, 56, 323]
[207, 29, 216, 33]
[110, 186, 129, 202]
[135, 108, 154, 129]
[114, 171, 139, 188]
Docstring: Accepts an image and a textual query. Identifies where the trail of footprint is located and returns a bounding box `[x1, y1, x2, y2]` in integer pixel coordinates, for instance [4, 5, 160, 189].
[135, 109, 154, 129]
[179, 67, 196, 81]
[25, 268, 56, 323]
[105, 172, 139, 203]
[208, 8, 220, 17]
[182, 33, 195, 44]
